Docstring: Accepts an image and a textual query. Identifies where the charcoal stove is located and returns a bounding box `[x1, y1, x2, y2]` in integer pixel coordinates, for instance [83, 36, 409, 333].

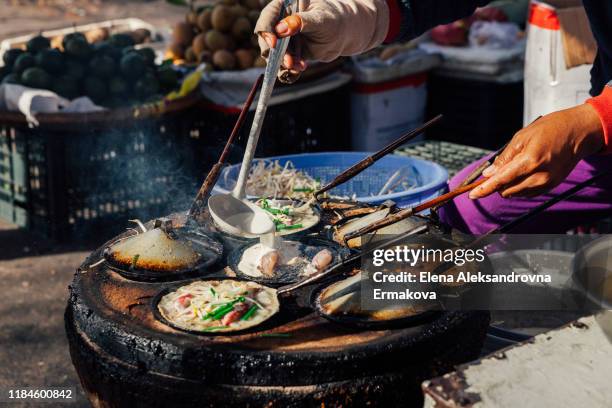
[65, 201, 490, 408]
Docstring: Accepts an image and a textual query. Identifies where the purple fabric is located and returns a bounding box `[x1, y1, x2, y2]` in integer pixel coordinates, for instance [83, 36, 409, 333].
[438, 154, 612, 234]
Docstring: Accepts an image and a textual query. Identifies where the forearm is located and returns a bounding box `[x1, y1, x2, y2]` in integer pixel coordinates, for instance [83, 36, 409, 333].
[386, 0, 491, 43]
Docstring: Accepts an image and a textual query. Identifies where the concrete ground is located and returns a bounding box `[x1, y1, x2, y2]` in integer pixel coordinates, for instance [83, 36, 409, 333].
[0, 220, 93, 407]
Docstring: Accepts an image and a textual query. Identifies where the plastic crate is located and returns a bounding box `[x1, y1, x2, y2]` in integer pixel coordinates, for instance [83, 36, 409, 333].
[192, 81, 352, 159]
[0, 97, 211, 242]
[213, 152, 448, 208]
[396, 140, 492, 177]
[425, 72, 523, 150]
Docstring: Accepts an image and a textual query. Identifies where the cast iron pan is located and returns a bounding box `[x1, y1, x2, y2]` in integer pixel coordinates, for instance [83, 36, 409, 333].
[310, 275, 441, 330]
[104, 228, 224, 283]
[228, 237, 351, 287]
[151, 277, 305, 336]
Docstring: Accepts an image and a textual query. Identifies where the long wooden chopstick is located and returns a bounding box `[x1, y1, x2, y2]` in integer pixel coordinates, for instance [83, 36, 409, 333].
[188, 74, 264, 221]
[314, 114, 443, 199]
[343, 178, 486, 242]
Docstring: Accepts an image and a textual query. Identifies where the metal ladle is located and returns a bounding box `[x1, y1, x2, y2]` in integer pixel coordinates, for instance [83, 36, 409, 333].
[208, 0, 298, 239]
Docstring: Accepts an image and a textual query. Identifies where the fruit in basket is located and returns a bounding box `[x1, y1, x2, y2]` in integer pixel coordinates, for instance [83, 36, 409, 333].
[89, 55, 116, 78]
[109, 76, 128, 95]
[247, 10, 260, 25]
[65, 59, 85, 80]
[21, 67, 52, 90]
[4, 29, 181, 107]
[64, 37, 93, 59]
[136, 47, 156, 66]
[192, 33, 208, 56]
[92, 41, 123, 61]
[3, 49, 24, 69]
[212, 49, 236, 70]
[197, 9, 213, 31]
[85, 27, 110, 44]
[173, 22, 195, 47]
[211, 4, 235, 32]
[35, 48, 64, 74]
[53, 76, 79, 99]
[26, 34, 51, 54]
[184, 46, 197, 63]
[244, 0, 261, 9]
[130, 28, 152, 44]
[13, 53, 35, 74]
[62, 32, 87, 50]
[84, 76, 107, 102]
[232, 17, 252, 40]
[205, 30, 229, 52]
[109, 33, 136, 49]
[167, 0, 265, 70]
[120, 52, 146, 78]
[234, 49, 254, 69]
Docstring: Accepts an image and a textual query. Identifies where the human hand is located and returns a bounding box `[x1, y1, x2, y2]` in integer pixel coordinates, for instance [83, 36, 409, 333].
[470, 104, 604, 199]
[255, 0, 389, 81]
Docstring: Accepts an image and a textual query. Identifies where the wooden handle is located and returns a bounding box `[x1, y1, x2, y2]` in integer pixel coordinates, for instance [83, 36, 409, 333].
[314, 115, 443, 198]
[188, 74, 263, 221]
[343, 178, 486, 242]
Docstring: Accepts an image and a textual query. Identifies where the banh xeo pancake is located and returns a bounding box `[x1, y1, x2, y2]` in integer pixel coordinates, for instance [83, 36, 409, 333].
[158, 280, 279, 333]
[318, 272, 432, 321]
[107, 228, 200, 272]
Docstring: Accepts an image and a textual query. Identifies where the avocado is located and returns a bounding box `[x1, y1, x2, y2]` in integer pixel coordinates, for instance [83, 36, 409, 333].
[2, 48, 24, 69]
[83, 76, 107, 102]
[93, 41, 123, 61]
[12, 53, 35, 74]
[64, 37, 92, 60]
[109, 76, 128, 95]
[21, 67, 52, 90]
[134, 74, 160, 99]
[62, 32, 87, 50]
[109, 33, 135, 49]
[119, 52, 146, 79]
[35, 48, 64, 74]
[136, 47, 156, 66]
[52, 76, 79, 100]
[1, 73, 20, 85]
[89, 55, 115, 78]
[156, 65, 179, 89]
[26, 34, 51, 54]
[65, 59, 85, 80]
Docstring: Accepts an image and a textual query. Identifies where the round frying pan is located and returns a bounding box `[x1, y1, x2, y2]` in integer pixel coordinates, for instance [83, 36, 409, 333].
[228, 237, 351, 287]
[151, 277, 301, 336]
[104, 228, 224, 282]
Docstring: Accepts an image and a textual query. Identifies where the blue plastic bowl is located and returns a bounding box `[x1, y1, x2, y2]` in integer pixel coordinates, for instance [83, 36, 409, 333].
[212, 152, 449, 208]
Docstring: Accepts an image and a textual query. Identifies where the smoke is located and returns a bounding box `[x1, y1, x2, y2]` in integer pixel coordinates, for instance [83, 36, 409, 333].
[61, 121, 234, 241]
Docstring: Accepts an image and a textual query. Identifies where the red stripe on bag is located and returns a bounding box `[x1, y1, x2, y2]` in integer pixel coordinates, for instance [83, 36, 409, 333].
[353, 73, 427, 94]
[528, 2, 560, 30]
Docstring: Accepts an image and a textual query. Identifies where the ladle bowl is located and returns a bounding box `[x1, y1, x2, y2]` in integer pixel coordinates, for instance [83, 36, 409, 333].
[208, 194, 276, 238]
